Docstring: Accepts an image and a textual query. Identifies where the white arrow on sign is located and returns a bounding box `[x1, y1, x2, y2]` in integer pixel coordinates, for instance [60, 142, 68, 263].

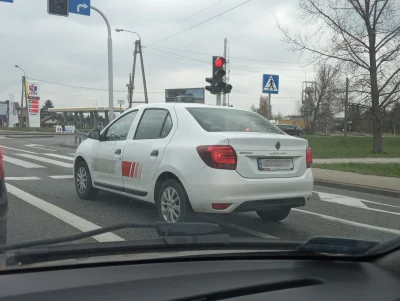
[77, 3, 88, 12]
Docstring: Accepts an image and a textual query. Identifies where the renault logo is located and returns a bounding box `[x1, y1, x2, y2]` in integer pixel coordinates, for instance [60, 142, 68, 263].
[275, 141, 281, 150]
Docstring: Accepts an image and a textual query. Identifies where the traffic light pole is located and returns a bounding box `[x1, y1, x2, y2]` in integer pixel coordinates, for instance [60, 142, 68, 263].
[91, 6, 114, 122]
[216, 94, 222, 106]
[222, 38, 227, 106]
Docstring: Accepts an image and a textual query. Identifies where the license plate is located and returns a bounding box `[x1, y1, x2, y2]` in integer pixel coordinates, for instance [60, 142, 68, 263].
[258, 158, 293, 171]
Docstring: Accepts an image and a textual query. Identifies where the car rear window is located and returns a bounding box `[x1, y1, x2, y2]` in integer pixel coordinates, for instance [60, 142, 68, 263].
[186, 107, 283, 134]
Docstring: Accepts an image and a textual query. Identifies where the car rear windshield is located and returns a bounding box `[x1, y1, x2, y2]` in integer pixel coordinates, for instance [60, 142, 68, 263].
[186, 107, 283, 134]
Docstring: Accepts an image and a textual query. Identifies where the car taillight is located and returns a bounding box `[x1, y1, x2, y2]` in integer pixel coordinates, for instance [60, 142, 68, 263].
[306, 146, 312, 168]
[196, 145, 237, 170]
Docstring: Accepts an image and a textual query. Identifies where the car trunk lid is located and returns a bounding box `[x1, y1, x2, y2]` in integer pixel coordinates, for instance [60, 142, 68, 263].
[215, 132, 308, 179]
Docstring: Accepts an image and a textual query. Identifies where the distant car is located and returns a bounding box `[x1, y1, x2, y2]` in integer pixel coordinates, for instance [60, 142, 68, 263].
[176, 93, 195, 103]
[0, 149, 8, 244]
[278, 124, 304, 136]
[74, 104, 313, 224]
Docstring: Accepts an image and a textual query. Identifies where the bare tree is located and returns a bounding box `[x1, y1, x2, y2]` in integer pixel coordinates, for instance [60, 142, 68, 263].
[250, 96, 270, 118]
[277, 0, 400, 152]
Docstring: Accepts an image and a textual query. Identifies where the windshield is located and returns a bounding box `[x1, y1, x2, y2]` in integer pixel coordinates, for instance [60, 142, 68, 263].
[0, 0, 399, 270]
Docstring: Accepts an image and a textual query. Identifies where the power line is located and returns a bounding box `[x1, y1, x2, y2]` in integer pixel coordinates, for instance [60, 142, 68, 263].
[27, 77, 128, 93]
[148, 45, 302, 65]
[233, 90, 300, 98]
[143, 0, 226, 40]
[27, 77, 164, 94]
[146, 48, 310, 73]
[146, 49, 210, 64]
[145, 0, 252, 47]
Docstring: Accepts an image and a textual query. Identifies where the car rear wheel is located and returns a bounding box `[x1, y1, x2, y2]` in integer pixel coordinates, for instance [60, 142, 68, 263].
[75, 161, 98, 200]
[256, 208, 291, 222]
[156, 179, 190, 223]
[298, 131, 303, 136]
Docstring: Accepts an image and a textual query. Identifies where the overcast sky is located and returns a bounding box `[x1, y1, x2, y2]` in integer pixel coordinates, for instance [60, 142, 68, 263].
[0, 0, 315, 116]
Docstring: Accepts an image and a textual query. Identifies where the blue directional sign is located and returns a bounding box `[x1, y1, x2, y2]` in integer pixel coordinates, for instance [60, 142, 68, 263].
[69, 0, 90, 16]
[262, 74, 279, 95]
[0, 0, 14, 3]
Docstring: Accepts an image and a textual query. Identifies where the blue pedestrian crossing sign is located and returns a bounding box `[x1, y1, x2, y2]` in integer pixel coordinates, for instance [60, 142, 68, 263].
[0, 0, 14, 3]
[262, 74, 279, 94]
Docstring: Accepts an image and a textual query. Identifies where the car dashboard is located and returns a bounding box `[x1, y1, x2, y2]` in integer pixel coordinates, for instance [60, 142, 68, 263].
[0, 255, 399, 301]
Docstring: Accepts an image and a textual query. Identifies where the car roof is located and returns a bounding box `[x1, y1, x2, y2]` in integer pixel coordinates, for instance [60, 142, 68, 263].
[123, 103, 250, 114]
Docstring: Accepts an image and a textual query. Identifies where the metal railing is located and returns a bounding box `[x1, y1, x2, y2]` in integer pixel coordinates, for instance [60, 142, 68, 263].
[74, 130, 88, 144]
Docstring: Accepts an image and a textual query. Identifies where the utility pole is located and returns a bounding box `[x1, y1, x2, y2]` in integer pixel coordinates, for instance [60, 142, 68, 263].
[127, 40, 138, 108]
[19, 76, 25, 128]
[344, 77, 349, 137]
[222, 38, 227, 106]
[138, 40, 149, 104]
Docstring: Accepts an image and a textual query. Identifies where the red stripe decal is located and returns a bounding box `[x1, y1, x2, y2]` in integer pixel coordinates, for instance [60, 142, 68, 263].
[122, 161, 131, 177]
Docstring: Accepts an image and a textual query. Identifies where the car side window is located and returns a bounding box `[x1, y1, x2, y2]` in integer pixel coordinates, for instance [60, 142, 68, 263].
[160, 114, 173, 138]
[134, 109, 172, 140]
[104, 111, 138, 141]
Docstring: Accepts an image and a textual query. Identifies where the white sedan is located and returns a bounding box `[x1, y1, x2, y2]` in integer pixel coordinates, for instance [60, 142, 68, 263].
[73, 103, 313, 223]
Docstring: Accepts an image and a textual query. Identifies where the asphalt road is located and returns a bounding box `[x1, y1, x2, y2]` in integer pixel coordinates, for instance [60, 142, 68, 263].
[1, 134, 399, 247]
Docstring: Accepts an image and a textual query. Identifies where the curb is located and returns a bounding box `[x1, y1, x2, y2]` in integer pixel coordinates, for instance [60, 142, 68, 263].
[5, 135, 55, 139]
[314, 179, 400, 198]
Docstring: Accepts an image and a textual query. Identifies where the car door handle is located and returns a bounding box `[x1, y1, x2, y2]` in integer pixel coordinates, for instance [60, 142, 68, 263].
[150, 150, 159, 157]
[115, 149, 122, 155]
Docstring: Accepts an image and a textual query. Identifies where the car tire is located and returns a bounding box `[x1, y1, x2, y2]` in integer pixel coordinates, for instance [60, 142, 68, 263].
[256, 208, 291, 222]
[75, 161, 98, 200]
[156, 179, 190, 223]
[298, 131, 303, 136]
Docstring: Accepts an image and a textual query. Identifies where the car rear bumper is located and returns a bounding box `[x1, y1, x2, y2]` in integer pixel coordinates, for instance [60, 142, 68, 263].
[182, 167, 313, 213]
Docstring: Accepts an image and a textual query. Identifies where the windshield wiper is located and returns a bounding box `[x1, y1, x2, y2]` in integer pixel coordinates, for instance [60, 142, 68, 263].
[297, 237, 379, 256]
[0, 222, 222, 253]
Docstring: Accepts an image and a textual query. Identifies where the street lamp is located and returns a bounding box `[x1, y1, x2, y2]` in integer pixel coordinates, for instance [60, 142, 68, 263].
[15, 65, 25, 76]
[115, 28, 141, 40]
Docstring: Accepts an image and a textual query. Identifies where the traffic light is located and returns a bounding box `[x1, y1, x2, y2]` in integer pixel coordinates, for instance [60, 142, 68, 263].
[48, 0, 69, 17]
[205, 56, 233, 95]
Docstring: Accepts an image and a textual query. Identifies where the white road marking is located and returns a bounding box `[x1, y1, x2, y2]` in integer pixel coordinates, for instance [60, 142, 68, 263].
[0, 136, 12, 139]
[316, 191, 400, 217]
[317, 192, 369, 208]
[6, 177, 41, 181]
[7, 183, 125, 242]
[0, 145, 37, 154]
[3, 155, 46, 168]
[49, 175, 74, 179]
[43, 153, 74, 161]
[200, 214, 278, 239]
[293, 209, 400, 235]
[24, 144, 57, 152]
[67, 153, 75, 156]
[15, 153, 73, 168]
[361, 199, 400, 209]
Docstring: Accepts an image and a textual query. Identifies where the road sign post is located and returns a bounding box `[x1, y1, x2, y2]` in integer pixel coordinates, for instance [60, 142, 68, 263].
[117, 99, 125, 113]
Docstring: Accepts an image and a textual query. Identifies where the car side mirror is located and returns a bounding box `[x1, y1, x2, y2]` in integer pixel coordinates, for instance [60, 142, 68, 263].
[88, 129, 101, 140]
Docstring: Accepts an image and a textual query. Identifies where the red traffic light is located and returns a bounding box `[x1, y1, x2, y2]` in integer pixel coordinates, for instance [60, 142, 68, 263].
[214, 57, 226, 68]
